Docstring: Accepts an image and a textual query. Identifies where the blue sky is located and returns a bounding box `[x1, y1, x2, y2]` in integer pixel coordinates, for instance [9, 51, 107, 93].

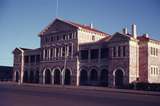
[0, 0, 160, 66]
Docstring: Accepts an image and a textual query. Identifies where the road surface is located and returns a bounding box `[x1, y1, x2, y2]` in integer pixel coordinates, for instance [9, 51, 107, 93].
[0, 84, 160, 106]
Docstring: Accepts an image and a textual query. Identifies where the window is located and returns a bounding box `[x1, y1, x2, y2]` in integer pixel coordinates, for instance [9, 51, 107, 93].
[69, 33, 72, 39]
[30, 55, 35, 63]
[63, 35, 65, 40]
[24, 56, 29, 63]
[118, 46, 121, 57]
[91, 49, 99, 59]
[123, 46, 126, 57]
[92, 36, 95, 41]
[151, 47, 153, 55]
[50, 48, 53, 58]
[62, 47, 65, 57]
[80, 50, 88, 60]
[56, 36, 60, 41]
[69, 45, 72, 56]
[101, 48, 109, 59]
[156, 48, 158, 56]
[45, 37, 49, 43]
[36, 55, 40, 63]
[151, 67, 153, 74]
[151, 47, 158, 56]
[113, 47, 116, 57]
[51, 36, 54, 41]
[45, 49, 47, 58]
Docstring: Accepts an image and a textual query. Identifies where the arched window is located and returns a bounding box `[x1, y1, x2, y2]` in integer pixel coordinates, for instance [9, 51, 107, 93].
[115, 69, 124, 88]
[54, 69, 61, 85]
[80, 69, 88, 85]
[100, 69, 108, 86]
[45, 69, 51, 84]
[64, 69, 71, 85]
[90, 69, 98, 81]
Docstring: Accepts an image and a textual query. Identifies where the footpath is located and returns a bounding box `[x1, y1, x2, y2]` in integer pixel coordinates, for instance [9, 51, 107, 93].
[1, 81, 160, 96]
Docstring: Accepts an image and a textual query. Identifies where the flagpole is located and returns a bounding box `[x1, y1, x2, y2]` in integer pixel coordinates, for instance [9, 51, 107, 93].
[56, 0, 59, 18]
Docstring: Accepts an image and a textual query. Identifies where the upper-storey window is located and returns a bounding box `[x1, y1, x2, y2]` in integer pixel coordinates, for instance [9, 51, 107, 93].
[62, 46, 65, 57]
[69, 45, 72, 56]
[113, 47, 116, 57]
[56, 36, 60, 41]
[151, 47, 158, 56]
[92, 35, 95, 41]
[69, 33, 72, 39]
[123, 46, 126, 57]
[101, 48, 109, 59]
[24, 56, 29, 63]
[118, 46, 121, 57]
[91, 49, 98, 59]
[51, 36, 54, 42]
[63, 35, 65, 40]
[80, 50, 88, 60]
[30, 55, 35, 63]
[36, 55, 40, 63]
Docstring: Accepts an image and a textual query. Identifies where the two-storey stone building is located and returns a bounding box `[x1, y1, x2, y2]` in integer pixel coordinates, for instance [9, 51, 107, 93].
[13, 18, 160, 87]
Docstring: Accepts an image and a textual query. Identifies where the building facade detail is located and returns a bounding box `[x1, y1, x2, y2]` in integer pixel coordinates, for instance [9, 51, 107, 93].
[13, 18, 160, 87]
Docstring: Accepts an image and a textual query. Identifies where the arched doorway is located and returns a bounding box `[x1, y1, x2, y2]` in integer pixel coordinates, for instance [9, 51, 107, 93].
[64, 69, 71, 85]
[29, 71, 34, 83]
[80, 69, 88, 85]
[100, 69, 108, 86]
[45, 69, 51, 84]
[23, 71, 28, 83]
[35, 71, 39, 83]
[54, 69, 61, 85]
[90, 69, 98, 85]
[115, 69, 124, 88]
[16, 71, 19, 82]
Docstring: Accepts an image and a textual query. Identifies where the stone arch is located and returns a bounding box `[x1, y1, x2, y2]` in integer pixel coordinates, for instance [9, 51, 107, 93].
[113, 68, 125, 88]
[80, 69, 88, 85]
[90, 69, 98, 81]
[23, 71, 28, 83]
[29, 70, 34, 83]
[89, 68, 99, 86]
[43, 68, 52, 84]
[53, 68, 61, 85]
[100, 69, 108, 86]
[63, 68, 72, 85]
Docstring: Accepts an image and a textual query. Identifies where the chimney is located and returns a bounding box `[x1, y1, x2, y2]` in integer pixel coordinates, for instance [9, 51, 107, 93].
[90, 23, 93, 29]
[131, 24, 137, 38]
[122, 28, 128, 34]
[143, 33, 149, 38]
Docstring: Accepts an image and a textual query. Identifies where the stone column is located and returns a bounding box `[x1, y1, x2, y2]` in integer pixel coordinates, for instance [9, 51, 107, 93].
[48, 48, 51, 60]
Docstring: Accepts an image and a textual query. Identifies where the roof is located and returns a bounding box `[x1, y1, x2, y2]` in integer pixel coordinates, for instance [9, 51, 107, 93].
[80, 36, 111, 46]
[20, 48, 32, 51]
[39, 18, 109, 36]
[64, 19, 109, 36]
[137, 35, 160, 43]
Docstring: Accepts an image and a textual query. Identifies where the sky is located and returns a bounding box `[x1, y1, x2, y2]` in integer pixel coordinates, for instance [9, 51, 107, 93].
[0, 0, 160, 66]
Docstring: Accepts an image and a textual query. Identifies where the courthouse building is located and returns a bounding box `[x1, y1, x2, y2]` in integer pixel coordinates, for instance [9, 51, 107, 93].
[12, 18, 160, 87]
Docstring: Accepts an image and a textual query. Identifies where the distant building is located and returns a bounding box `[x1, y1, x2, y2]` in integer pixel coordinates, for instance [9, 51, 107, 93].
[12, 18, 160, 87]
[0, 66, 13, 81]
